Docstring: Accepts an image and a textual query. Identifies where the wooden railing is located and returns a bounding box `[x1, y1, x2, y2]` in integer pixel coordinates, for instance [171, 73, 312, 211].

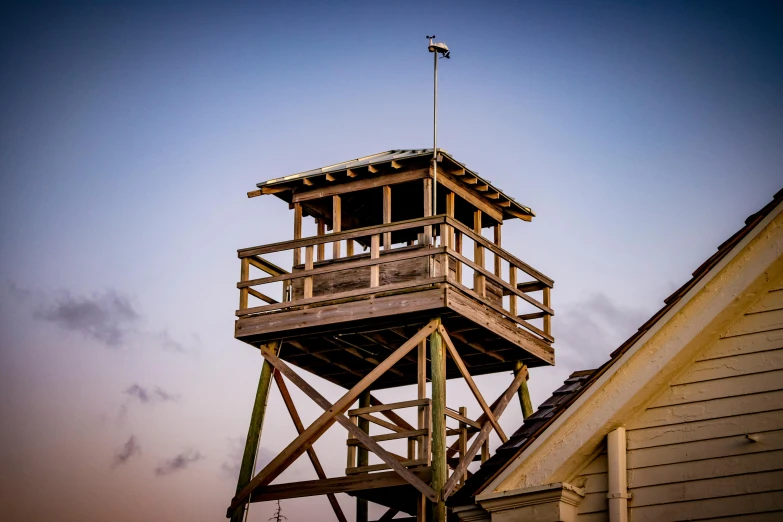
[236, 215, 554, 342]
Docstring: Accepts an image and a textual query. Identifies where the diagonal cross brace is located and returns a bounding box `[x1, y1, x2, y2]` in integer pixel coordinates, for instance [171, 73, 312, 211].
[227, 319, 439, 516]
[259, 341, 437, 501]
[273, 371, 347, 522]
[438, 325, 507, 442]
[441, 365, 527, 501]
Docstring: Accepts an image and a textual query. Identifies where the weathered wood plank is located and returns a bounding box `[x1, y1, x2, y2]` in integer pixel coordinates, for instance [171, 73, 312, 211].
[349, 399, 430, 416]
[249, 469, 433, 502]
[445, 286, 555, 365]
[436, 170, 503, 222]
[235, 288, 446, 339]
[292, 168, 430, 203]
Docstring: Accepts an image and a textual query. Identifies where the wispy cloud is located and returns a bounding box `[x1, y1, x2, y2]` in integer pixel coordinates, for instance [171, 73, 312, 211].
[554, 293, 649, 369]
[33, 289, 139, 346]
[155, 449, 204, 476]
[112, 436, 141, 467]
[219, 436, 282, 481]
[125, 384, 180, 404]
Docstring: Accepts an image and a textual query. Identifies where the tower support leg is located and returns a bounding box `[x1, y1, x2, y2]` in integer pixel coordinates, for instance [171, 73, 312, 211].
[230, 341, 280, 522]
[429, 322, 446, 522]
[514, 362, 534, 419]
[356, 390, 371, 522]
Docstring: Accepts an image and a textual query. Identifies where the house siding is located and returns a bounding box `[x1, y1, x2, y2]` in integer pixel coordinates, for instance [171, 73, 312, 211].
[575, 452, 609, 521]
[624, 284, 783, 521]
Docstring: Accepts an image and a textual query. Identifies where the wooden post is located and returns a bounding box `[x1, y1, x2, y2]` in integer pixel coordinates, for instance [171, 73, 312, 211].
[417, 338, 428, 522]
[455, 231, 462, 283]
[383, 185, 392, 250]
[239, 258, 249, 311]
[444, 192, 455, 250]
[370, 235, 380, 287]
[473, 210, 485, 297]
[429, 323, 446, 522]
[543, 287, 552, 337]
[333, 195, 342, 259]
[316, 217, 325, 262]
[509, 266, 517, 316]
[294, 203, 303, 266]
[423, 178, 433, 245]
[493, 223, 502, 277]
[304, 246, 314, 298]
[356, 390, 371, 522]
[458, 406, 467, 485]
[230, 341, 279, 522]
[515, 362, 534, 419]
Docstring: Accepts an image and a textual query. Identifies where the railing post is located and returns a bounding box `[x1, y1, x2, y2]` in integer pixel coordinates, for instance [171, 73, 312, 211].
[303, 246, 314, 299]
[316, 217, 325, 262]
[455, 231, 463, 283]
[493, 223, 502, 277]
[332, 195, 342, 259]
[423, 178, 433, 245]
[509, 265, 517, 316]
[473, 210, 485, 297]
[293, 202, 302, 266]
[370, 234, 380, 287]
[383, 185, 392, 250]
[543, 287, 551, 337]
[239, 258, 249, 310]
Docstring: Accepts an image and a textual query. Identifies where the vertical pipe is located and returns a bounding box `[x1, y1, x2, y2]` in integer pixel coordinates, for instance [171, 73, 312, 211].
[230, 341, 280, 522]
[356, 390, 371, 522]
[607, 427, 629, 522]
[430, 324, 446, 522]
[433, 47, 438, 216]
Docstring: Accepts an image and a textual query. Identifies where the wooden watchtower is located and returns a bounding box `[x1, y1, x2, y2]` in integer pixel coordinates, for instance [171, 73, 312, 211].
[227, 149, 555, 522]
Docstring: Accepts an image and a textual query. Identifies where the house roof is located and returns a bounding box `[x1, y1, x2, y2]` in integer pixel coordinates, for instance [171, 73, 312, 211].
[253, 149, 536, 221]
[449, 187, 783, 506]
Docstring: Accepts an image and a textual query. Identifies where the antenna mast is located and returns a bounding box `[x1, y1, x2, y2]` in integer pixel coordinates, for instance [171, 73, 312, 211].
[427, 36, 450, 217]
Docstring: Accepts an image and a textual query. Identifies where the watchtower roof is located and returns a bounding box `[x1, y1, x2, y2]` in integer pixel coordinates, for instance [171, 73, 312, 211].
[255, 149, 535, 222]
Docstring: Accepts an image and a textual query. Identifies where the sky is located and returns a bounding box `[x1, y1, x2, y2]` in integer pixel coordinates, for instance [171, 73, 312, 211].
[0, 1, 781, 521]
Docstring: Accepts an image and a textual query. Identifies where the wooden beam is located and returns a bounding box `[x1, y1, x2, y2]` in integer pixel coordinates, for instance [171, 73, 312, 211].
[316, 218, 326, 262]
[293, 168, 429, 203]
[293, 203, 303, 266]
[239, 215, 445, 258]
[349, 398, 430, 416]
[439, 325, 507, 442]
[474, 210, 485, 297]
[430, 324, 447, 522]
[247, 189, 262, 198]
[303, 177, 314, 187]
[514, 362, 533, 419]
[357, 390, 371, 522]
[370, 235, 380, 287]
[442, 367, 527, 500]
[229, 341, 279, 522]
[435, 172, 503, 223]
[379, 508, 400, 521]
[228, 321, 440, 514]
[249, 469, 433, 502]
[346, 168, 358, 178]
[383, 185, 392, 250]
[368, 164, 379, 173]
[493, 223, 502, 277]
[325, 173, 336, 182]
[370, 396, 417, 432]
[391, 160, 402, 169]
[273, 371, 348, 522]
[333, 195, 341, 259]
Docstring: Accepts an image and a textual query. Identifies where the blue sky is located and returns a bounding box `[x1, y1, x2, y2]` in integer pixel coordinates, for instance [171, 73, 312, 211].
[1, 1, 781, 521]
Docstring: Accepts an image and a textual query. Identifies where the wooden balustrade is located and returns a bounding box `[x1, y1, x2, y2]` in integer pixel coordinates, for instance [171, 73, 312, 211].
[236, 215, 555, 342]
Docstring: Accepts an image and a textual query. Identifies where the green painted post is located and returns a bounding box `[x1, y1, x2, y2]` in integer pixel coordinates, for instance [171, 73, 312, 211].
[356, 389, 371, 522]
[230, 342, 279, 522]
[430, 324, 446, 522]
[515, 361, 534, 419]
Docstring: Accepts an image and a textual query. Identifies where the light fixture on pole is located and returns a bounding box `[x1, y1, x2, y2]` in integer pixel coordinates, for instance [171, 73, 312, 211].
[427, 35, 450, 216]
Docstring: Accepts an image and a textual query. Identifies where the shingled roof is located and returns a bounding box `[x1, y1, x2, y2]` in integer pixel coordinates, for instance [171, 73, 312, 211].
[449, 187, 783, 506]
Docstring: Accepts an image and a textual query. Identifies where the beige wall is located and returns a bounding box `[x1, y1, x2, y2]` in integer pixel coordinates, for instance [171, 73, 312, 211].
[574, 451, 609, 522]
[622, 280, 783, 521]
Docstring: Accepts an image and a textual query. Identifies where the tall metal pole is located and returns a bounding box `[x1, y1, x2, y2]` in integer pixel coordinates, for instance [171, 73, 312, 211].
[433, 47, 438, 218]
